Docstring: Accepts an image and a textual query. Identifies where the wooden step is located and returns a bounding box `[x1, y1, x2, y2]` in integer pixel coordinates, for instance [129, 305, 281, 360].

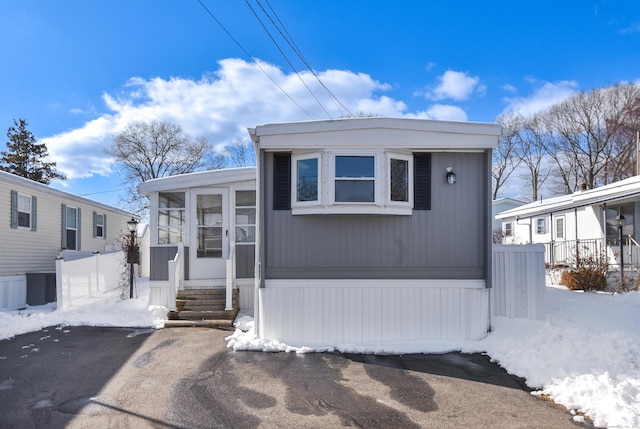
[176, 298, 237, 311]
[163, 319, 234, 328]
[168, 288, 239, 325]
[168, 309, 237, 320]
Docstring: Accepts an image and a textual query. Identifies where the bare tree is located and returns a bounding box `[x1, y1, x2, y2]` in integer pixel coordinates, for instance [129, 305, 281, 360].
[107, 120, 210, 212]
[542, 83, 640, 193]
[493, 113, 523, 200]
[205, 137, 256, 170]
[517, 113, 552, 201]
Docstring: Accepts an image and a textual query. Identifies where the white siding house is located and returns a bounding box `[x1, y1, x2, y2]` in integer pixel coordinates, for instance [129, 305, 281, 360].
[496, 176, 640, 269]
[0, 170, 138, 309]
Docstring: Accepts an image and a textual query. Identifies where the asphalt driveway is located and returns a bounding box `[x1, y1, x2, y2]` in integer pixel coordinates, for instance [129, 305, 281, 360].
[0, 326, 590, 428]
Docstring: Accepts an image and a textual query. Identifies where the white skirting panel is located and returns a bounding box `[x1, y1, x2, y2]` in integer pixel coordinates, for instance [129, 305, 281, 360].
[237, 281, 254, 311]
[258, 279, 489, 346]
[0, 275, 27, 310]
[148, 281, 171, 308]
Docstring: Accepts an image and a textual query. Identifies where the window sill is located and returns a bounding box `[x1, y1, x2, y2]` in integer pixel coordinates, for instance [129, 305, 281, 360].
[292, 206, 412, 216]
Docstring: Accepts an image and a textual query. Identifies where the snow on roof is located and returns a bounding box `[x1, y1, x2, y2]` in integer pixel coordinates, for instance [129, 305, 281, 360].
[496, 175, 640, 219]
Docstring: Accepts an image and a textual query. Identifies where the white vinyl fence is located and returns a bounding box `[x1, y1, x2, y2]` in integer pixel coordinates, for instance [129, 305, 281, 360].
[492, 244, 546, 320]
[55, 251, 126, 309]
[0, 275, 27, 310]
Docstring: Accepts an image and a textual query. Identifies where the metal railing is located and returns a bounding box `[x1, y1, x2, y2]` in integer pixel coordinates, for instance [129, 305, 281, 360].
[544, 236, 640, 271]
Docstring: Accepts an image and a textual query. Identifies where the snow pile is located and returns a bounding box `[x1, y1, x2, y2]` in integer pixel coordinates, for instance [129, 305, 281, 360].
[226, 287, 640, 429]
[0, 277, 166, 341]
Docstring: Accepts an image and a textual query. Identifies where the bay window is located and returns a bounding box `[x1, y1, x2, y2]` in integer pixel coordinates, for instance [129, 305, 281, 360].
[281, 150, 421, 214]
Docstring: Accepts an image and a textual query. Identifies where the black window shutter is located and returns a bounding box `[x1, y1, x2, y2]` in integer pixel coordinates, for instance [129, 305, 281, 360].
[414, 153, 431, 210]
[273, 153, 291, 210]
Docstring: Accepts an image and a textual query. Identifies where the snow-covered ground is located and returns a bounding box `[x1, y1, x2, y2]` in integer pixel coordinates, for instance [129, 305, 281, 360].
[1, 279, 638, 428]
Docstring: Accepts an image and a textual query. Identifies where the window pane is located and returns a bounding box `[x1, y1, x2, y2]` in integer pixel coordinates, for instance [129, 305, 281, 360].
[18, 212, 30, 228]
[236, 190, 256, 207]
[96, 214, 104, 226]
[390, 158, 409, 202]
[66, 207, 77, 228]
[159, 210, 184, 227]
[18, 194, 31, 212]
[66, 230, 76, 250]
[335, 180, 375, 202]
[236, 226, 256, 243]
[336, 156, 374, 178]
[297, 158, 318, 201]
[198, 226, 222, 258]
[159, 192, 185, 208]
[236, 208, 256, 225]
[197, 195, 222, 226]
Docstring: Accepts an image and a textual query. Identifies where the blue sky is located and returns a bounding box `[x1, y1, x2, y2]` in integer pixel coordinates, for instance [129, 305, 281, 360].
[1, 1, 639, 209]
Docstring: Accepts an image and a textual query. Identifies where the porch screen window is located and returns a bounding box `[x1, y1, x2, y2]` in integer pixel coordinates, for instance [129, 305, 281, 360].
[295, 157, 319, 202]
[17, 193, 32, 228]
[235, 190, 256, 243]
[196, 194, 222, 258]
[606, 204, 634, 245]
[158, 192, 185, 245]
[335, 156, 375, 203]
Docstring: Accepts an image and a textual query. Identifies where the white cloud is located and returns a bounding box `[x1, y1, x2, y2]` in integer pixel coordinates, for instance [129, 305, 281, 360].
[426, 70, 481, 101]
[43, 58, 408, 180]
[422, 104, 468, 121]
[501, 80, 578, 117]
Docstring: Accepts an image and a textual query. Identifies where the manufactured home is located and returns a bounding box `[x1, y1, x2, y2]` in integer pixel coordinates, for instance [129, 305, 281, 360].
[249, 117, 502, 345]
[0, 170, 138, 310]
[496, 175, 640, 269]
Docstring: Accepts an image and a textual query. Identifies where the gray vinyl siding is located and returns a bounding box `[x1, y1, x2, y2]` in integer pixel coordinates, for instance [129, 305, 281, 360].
[236, 244, 255, 278]
[150, 245, 254, 280]
[262, 151, 489, 280]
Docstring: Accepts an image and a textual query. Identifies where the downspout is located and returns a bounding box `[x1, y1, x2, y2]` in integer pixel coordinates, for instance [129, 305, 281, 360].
[575, 207, 580, 266]
[550, 212, 554, 268]
[484, 149, 493, 333]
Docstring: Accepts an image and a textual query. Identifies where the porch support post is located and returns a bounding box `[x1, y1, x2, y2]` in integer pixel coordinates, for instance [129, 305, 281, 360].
[225, 241, 235, 311]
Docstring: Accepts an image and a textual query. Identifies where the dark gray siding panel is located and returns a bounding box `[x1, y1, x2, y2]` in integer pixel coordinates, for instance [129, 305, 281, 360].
[236, 244, 255, 278]
[149, 246, 190, 281]
[263, 151, 489, 280]
[150, 247, 177, 281]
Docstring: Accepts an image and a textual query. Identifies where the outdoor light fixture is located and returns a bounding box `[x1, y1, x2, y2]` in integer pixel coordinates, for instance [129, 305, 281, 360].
[127, 218, 138, 233]
[126, 218, 139, 299]
[446, 167, 456, 184]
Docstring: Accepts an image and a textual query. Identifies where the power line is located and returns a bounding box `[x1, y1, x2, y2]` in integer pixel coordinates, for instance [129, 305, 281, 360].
[244, 0, 333, 119]
[195, 0, 314, 119]
[259, 0, 354, 118]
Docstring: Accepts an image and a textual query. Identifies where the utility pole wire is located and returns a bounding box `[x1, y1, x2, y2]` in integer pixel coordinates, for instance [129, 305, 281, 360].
[195, 0, 314, 120]
[260, 0, 354, 118]
[244, 0, 332, 118]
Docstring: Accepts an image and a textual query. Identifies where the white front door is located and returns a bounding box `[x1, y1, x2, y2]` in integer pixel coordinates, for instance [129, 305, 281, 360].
[189, 188, 228, 280]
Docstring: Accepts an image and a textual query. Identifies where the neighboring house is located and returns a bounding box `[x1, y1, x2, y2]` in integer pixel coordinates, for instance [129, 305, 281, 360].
[495, 176, 640, 268]
[249, 117, 502, 345]
[0, 170, 139, 309]
[138, 167, 256, 310]
[492, 198, 526, 238]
